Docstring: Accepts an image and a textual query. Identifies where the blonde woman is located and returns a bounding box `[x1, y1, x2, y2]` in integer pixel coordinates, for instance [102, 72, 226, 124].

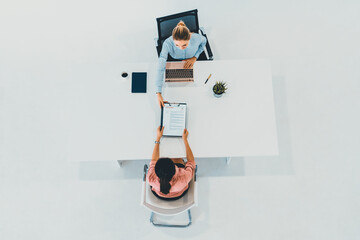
[155, 21, 207, 108]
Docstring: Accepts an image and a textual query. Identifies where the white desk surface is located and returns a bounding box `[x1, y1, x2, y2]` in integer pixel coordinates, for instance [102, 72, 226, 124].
[66, 59, 278, 161]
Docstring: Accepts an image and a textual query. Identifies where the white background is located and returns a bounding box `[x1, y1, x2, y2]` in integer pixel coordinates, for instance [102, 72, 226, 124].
[0, 0, 359, 239]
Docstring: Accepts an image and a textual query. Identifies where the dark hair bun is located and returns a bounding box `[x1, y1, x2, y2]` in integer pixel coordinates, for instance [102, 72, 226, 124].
[155, 158, 176, 194]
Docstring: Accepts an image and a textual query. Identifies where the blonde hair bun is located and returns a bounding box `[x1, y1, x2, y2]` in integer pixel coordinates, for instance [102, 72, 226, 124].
[177, 21, 186, 27]
[172, 20, 190, 40]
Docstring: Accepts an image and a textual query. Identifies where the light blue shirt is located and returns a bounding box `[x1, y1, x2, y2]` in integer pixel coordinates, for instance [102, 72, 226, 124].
[155, 33, 207, 93]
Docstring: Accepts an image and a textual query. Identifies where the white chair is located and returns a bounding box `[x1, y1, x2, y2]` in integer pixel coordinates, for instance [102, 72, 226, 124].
[141, 164, 198, 227]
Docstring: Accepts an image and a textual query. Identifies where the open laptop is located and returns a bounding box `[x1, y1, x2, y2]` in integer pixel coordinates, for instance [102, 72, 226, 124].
[165, 61, 194, 82]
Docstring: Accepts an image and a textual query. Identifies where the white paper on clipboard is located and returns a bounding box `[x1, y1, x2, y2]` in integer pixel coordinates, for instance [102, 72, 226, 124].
[161, 102, 187, 137]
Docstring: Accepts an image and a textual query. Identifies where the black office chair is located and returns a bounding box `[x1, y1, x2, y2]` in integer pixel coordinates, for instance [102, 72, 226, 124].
[155, 9, 213, 61]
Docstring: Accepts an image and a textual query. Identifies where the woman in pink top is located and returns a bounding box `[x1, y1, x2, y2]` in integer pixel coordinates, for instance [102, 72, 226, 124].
[147, 126, 196, 200]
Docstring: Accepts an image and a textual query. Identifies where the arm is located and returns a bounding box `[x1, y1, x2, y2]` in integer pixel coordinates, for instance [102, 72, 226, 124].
[182, 129, 195, 164]
[151, 126, 164, 162]
[151, 140, 160, 162]
[184, 139, 195, 164]
[194, 35, 207, 59]
[184, 35, 207, 69]
[155, 39, 171, 94]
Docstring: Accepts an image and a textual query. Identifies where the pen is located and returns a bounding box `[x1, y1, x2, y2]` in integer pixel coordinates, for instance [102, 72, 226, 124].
[204, 74, 212, 84]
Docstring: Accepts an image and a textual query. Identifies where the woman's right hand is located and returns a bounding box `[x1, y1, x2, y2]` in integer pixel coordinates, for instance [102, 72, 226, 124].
[157, 93, 164, 108]
[182, 128, 189, 141]
[157, 126, 164, 140]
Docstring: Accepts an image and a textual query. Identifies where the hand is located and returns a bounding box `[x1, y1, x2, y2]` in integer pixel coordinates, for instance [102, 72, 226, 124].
[182, 128, 189, 141]
[183, 57, 196, 69]
[157, 93, 165, 108]
[157, 126, 164, 140]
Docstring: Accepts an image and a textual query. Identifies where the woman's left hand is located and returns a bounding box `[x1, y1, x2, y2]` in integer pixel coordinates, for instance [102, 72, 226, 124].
[184, 57, 197, 69]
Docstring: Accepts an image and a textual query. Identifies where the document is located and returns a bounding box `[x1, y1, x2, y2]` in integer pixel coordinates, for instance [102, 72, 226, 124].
[161, 103, 187, 137]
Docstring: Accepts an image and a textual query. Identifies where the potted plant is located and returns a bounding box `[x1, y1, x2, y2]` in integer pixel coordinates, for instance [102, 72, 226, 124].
[213, 81, 228, 97]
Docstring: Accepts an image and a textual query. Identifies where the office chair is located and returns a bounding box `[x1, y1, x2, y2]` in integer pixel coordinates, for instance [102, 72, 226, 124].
[141, 164, 198, 228]
[155, 9, 213, 61]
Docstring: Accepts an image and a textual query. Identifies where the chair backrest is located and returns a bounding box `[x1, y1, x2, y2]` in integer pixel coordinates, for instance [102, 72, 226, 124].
[156, 9, 200, 44]
[141, 165, 198, 216]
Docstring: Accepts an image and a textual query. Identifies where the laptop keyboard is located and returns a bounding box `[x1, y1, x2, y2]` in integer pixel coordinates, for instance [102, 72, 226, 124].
[166, 69, 193, 79]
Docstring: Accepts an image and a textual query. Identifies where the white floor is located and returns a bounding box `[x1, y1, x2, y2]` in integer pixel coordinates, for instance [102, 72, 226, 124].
[1, 1, 360, 239]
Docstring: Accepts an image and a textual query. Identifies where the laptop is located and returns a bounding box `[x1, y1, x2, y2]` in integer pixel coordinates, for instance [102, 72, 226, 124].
[165, 61, 194, 82]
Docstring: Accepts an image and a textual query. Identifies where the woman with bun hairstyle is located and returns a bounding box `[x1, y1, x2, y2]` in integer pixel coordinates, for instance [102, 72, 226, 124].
[155, 21, 207, 108]
[147, 126, 196, 200]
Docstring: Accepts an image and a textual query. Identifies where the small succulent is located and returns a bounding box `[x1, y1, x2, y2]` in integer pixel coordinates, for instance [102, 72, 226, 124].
[213, 81, 228, 95]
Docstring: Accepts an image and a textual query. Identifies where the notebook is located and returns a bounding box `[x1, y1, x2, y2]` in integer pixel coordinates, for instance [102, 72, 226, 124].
[131, 72, 147, 93]
[160, 102, 187, 137]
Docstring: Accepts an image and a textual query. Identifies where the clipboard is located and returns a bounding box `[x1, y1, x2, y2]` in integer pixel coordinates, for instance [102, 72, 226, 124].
[160, 102, 187, 137]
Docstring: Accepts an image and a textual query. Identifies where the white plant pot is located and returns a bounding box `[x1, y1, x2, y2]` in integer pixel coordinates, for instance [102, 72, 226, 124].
[213, 92, 223, 98]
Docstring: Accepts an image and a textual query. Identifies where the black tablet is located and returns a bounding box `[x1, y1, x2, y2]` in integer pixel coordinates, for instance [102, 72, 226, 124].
[131, 72, 147, 93]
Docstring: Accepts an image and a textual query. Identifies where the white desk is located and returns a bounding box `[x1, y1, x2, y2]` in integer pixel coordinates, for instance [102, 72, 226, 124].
[66, 60, 278, 162]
